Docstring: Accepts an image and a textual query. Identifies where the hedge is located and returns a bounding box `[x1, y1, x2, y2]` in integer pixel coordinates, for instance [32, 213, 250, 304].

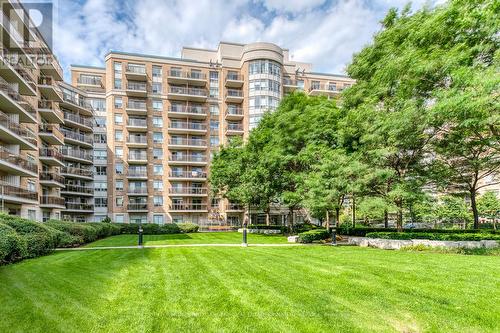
[177, 223, 199, 233]
[0, 223, 27, 264]
[298, 229, 330, 243]
[366, 232, 500, 241]
[247, 224, 288, 233]
[340, 227, 499, 237]
[117, 223, 181, 234]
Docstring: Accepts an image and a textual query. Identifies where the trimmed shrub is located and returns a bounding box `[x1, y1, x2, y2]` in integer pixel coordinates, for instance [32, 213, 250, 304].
[295, 223, 323, 233]
[86, 223, 121, 238]
[248, 224, 288, 233]
[341, 227, 499, 237]
[46, 220, 99, 244]
[0, 223, 27, 265]
[366, 232, 500, 241]
[298, 229, 330, 243]
[177, 223, 199, 233]
[118, 223, 181, 235]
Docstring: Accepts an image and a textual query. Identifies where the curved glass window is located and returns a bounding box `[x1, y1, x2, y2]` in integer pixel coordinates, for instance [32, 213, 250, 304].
[249, 60, 281, 76]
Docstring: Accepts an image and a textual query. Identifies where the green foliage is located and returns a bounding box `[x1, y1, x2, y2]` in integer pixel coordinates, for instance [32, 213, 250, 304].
[435, 196, 472, 224]
[0, 223, 27, 265]
[340, 227, 498, 237]
[177, 223, 199, 233]
[477, 192, 500, 218]
[298, 229, 330, 243]
[366, 232, 500, 241]
[118, 223, 181, 235]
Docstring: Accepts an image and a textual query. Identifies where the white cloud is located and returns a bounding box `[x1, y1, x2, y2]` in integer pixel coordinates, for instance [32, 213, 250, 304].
[52, 0, 444, 80]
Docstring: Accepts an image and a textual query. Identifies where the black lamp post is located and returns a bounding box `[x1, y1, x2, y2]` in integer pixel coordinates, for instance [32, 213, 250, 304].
[242, 212, 248, 247]
[138, 222, 143, 247]
[331, 224, 337, 246]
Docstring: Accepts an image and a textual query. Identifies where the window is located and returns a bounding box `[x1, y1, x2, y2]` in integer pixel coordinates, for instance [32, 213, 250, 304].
[115, 130, 123, 141]
[114, 97, 123, 108]
[210, 136, 219, 146]
[28, 210, 36, 221]
[95, 117, 106, 128]
[152, 99, 162, 111]
[209, 104, 219, 116]
[311, 81, 320, 90]
[94, 133, 107, 143]
[95, 198, 108, 208]
[114, 78, 122, 89]
[89, 98, 105, 111]
[27, 180, 36, 192]
[152, 65, 162, 78]
[297, 80, 304, 90]
[249, 60, 281, 76]
[115, 163, 124, 174]
[153, 215, 164, 224]
[153, 148, 163, 159]
[153, 164, 163, 175]
[210, 120, 219, 130]
[328, 82, 337, 91]
[153, 195, 163, 206]
[115, 147, 123, 158]
[116, 197, 124, 207]
[114, 113, 123, 125]
[94, 181, 107, 192]
[94, 149, 107, 160]
[115, 214, 124, 223]
[153, 132, 163, 143]
[115, 180, 123, 191]
[95, 166, 107, 175]
[153, 180, 163, 191]
[152, 83, 162, 94]
[114, 62, 122, 89]
[153, 116, 163, 128]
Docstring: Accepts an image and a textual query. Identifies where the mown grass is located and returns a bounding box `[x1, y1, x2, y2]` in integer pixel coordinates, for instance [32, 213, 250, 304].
[0, 245, 499, 332]
[84, 231, 289, 247]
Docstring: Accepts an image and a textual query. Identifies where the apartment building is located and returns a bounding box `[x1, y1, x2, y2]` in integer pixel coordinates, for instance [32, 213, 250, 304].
[71, 42, 356, 226]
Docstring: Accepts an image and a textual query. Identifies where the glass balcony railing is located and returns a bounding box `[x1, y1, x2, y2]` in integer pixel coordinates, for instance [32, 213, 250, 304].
[127, 203, 148, 210]
[127, 119, 147, 127]
[169, 155, 206, 163]
[169, 122, 206, 130]
[127, 82, 147, 91]
[169, 138, 206, 147]
[169, 187, 207, 195]
[63, 112, 93, 127]
[126, 65, 146, 74]
[169, 86, 208, 97]
[168, 105, 207, 115]
[169, 203, 207, 211]
[168, 70, 206, 80]
[169, 171, 207, 179]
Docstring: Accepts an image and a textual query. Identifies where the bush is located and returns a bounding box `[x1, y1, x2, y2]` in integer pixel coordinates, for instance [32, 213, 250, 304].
[118, 223, 181, 235]
[366, 232, 500, 241]
[247, 224, 287, 233]
[0, 223, 27, 265]
[177, 223, 199, 233]
[0, 214, 62, 257]
[298, 229, 330, 243]
[46, 220, 99, 244]
[341, 227, 499, 237]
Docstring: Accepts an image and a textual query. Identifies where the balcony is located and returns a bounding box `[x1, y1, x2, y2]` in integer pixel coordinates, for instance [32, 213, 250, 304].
[77, 76, 103, 89]
[61, 167, 93, 180]
[0, 183, 37, 204]
[225, 107, 244, 120]
[168, 171, 207, 181]
[226, 203, 245, 212]
[169, 203, 208, 212]
[126, 82, 147, 97]
[39, 148, 65, 167]
[64, 202, 94, 212]
[39, 54, 64, 81]
[0, 53, 37, 96]
[125, 64, 147, 81]
[127, 203, 148, 211]
[168, 105, 208, 118]
[40, 196, 66, 209]
[167, 70, 207, 86]
[283, 78, 299, 92]
[168, 121, 207, 134]
[168, 86, 208, 102]
[128, 188, 148, 196]
[0, 146, 37, 177]
[168, 187, 208, 196]
[38, 100, 64, 124]
[61, 92, 93, 116]
[63, 112, 93, 131]
[126, 100, 147, 115]
[308, 83, 341, 97]
[0, 77, 37, 123]
[0, 110, 37, 150]
[226, 123, 244, 136]
[127, 118, 148, 131]
[225, 73, 244, 88]
[225, 89, 244, 103]
[39, 124, 65, 146]
[38, 76, 63, 102]
[127, 170, 148, 179]
[61, 148, 93, 164]
[127, 135, 148, 147]
[61, 184, 94, 196]
[128, 152, 148, 164]
[168, 138, 207, 150]
[168, 154, 207, 166]
[39, 172, 65, 187]
[61, 129, 93, 148]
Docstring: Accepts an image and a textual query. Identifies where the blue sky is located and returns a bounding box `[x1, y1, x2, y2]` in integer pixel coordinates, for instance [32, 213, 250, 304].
[51, 0, 444, 81]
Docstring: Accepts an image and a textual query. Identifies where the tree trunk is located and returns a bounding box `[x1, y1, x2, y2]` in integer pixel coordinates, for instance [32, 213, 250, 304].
[352, 195, 356, 228]
[384, 209, 389, 228]
[335, 207, 340, 228]
[288, 207, 294, 233]
[265, 206, 270, 226]
[395, 199, 403, 231]
[326, 211, 330, 232]
[470, 190, 479, 229]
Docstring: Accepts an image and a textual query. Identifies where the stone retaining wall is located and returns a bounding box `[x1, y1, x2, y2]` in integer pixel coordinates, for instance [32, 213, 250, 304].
[237, 228, 282, 234]
[348, 237, 499, 250]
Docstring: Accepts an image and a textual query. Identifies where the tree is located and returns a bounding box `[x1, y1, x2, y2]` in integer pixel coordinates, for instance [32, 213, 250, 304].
[477, 191, 500, 229]
[435, 195, 472, 228]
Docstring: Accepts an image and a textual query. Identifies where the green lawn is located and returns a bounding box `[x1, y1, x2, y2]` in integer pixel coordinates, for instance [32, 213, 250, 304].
[85, 231, 289, 247]
[1, 244, 499, 332]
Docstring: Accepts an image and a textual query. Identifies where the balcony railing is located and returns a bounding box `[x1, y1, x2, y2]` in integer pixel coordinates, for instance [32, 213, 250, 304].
[77, 77, 102, 86]
[127, 119, 147, 127]
[127, 203, 148, 210]
[169, 171, 207, 179]
[169, 86, 208, 97]
[14, 65, 36, 91]
[227, 123, 244, 131]
[61, 148, 93, 161]
[39, 147, 64, 161]
[40, 195, 65, 206]
[127, 100, 147, 110]
[127, 82, 147, 91]
[128, 152, 148, 160]
[0, 182, 37, 201]
[226, 89, 243, 97]
[65, 203, 94, 211]
[62, 92, 93, 111]
[309, 83, 339, 92]
[283, 78, 298, 86]
[169, 187, 207, 195]
[0, 110, 37, 145]
[169, 122, 206, 131]
[127, 136, 147, 144]
[168, 105, 207, 115]
[169, 155, 206, 163]
[128, 170, 148, 177]
[39, 123, 64, 142]
[63, 184, 93, 194]
[61, 167, 93, 178]
[227, 203, 244, 210]
[39, 172, 64, 184]
[169, 204, 207, 211]
[168, 70, 206, 80]
[128, 187, 148, 194]
[226, 107, 244, 116]
[169, 138, 206, 147]
[126, 65, 146, 74]
[0, 77, 37, 119]
[63, 112, 93, 128]
[39, 100, 63, 118]
[0, 146, 37, 173]
[61, 129, 93, 145]
[226, 73, 243, 81]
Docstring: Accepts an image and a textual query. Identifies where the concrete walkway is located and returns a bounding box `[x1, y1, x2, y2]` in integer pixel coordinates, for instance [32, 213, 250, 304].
[55, 243, 314, 251]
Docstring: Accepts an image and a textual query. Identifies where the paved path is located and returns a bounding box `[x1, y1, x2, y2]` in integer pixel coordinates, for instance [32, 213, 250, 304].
[55, 243, 317, 251]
